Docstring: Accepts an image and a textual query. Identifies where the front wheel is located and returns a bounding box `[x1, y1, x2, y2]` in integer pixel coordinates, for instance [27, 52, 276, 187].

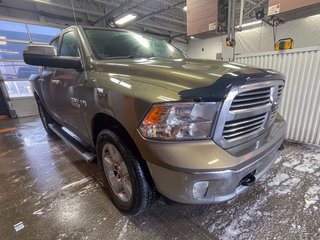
[97, 129, 158, 215]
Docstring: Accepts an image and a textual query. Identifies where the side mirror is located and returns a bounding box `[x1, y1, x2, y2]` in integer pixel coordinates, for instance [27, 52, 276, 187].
[23, 45, 82, 71]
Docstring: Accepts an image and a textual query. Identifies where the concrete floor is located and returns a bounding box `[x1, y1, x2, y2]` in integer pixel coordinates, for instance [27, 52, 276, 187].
[0, 116, 320, 240]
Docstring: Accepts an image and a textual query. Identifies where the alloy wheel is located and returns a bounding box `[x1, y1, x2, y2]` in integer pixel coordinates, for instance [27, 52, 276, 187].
[102, 143, 133, 202]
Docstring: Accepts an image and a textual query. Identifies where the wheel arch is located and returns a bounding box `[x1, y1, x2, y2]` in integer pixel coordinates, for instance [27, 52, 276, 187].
[91, 113, 142, 159]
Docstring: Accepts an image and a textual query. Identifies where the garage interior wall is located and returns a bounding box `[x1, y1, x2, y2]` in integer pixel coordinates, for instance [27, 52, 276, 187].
[235, 47, 320, 145]
[187, 36, 223, 60]
[187, 14, 320, 60]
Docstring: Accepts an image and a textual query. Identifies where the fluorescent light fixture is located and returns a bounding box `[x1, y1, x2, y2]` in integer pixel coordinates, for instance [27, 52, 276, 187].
[0, 36, 6, 45]
[0, 50, 19, 54]
[115, 13, 137, 26]
[33, 0, 51, 4]
[237, 20, 262, 28]
[183, 6, 187, 11]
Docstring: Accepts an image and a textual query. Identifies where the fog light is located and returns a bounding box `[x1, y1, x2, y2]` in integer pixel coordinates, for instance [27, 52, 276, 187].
[193, 181, 209, 199]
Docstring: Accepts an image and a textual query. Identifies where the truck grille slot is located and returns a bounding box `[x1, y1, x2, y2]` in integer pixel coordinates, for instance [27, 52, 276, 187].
[269, 84, 284, 123]
[223, 113, 266, 140]
[230, 87, 271, 110]
[277, 85, 284, 97]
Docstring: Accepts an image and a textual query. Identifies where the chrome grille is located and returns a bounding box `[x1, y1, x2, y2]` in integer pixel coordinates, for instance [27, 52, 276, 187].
[269, 84, 284, 124]
[230, 87, 271, 110]
[223, 113, 267, 140]
[214, 81, 285, 148]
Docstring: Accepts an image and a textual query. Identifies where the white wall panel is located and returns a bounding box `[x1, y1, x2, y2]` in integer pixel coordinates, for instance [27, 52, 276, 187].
[235, 47, 320, 145]
[187, 14, 320, 60]
[187, 36, 223, 59]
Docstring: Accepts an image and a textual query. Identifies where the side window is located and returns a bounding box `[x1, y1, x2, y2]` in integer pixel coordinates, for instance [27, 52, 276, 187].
[59, 31, 79, 57]
[50, 37, 60, 49]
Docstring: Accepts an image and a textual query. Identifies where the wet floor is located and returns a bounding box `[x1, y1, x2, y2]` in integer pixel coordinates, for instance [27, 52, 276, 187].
[0, 116, 319, 240]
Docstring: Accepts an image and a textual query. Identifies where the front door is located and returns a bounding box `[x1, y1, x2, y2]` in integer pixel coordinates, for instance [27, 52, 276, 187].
[39, 37, 62, 122]
[52, 30, 88, 140]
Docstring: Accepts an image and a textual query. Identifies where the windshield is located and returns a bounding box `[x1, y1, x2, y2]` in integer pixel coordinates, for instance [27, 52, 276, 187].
[84, 28, 185, 60]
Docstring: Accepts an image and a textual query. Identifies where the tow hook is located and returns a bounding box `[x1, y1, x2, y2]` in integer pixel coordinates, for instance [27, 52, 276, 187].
[278, 144, 285, 151]
[240, 174, 256, 186]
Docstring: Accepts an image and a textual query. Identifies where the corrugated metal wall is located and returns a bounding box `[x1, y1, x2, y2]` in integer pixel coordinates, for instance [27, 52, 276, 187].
[235, 47, 320, 145]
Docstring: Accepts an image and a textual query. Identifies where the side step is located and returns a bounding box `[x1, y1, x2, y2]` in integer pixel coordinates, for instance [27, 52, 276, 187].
[48, 123, 96, 163]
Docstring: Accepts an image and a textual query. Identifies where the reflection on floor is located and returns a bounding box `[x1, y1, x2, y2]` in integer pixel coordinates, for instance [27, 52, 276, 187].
[0, 116, 319, 240]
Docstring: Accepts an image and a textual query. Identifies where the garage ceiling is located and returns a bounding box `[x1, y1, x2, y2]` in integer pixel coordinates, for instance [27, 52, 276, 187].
[0, 0, 268, 43]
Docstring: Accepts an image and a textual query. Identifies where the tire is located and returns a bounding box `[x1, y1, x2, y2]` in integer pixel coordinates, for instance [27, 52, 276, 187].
[36, 99, 57, 136]
[96, 129, 158, 215]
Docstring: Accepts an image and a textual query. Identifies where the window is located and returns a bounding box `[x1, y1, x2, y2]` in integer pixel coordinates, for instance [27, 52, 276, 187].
[60, 31, 79, 57]
[0, 42, 28, 60]
[0, 62, 39, 79]
[50, 37, 60, 50]
[0, 62, 40, 97]
[0, 20, 62, 99]
[84, 29, 185, 60]
[0, 20, 28, 41]
[28, 25, 61, 43]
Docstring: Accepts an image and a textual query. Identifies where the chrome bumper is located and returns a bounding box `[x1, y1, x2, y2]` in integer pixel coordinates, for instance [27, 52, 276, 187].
[133, 120, 286, 204]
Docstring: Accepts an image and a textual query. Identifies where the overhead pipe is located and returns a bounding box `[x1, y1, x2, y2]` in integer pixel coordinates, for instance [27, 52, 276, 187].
[133, 1, 185, 25]
[239, 0, 245, 28]
[231, 0, 236, 41]
[231, 0, 237, 60]
[227, 0, 232, 39]
[93, 0, 136, 25]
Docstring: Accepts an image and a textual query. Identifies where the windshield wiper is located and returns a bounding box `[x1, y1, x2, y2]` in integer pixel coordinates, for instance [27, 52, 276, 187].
[102, 55, 135, 60]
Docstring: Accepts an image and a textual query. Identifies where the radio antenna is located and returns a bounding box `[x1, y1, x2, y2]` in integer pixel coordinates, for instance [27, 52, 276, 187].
[70, 0, 78, 25]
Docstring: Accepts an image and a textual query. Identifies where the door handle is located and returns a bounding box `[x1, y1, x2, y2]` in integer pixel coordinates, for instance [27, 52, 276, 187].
[52, 80, 61, 85]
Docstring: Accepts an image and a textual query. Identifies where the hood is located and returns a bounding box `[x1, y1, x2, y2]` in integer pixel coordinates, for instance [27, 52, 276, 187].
[96, 58, 285, 101]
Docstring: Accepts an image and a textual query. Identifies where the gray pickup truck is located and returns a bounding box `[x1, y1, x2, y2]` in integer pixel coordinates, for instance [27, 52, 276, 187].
[23, 26, 286, 215]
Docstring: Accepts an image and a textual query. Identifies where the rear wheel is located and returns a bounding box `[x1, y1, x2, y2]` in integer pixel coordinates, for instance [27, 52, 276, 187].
[36, 99, 57, 136]
[97, 129, 158, 215]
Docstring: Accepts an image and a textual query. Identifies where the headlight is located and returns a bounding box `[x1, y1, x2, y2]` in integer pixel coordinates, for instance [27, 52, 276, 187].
[139, 102, 220, 140]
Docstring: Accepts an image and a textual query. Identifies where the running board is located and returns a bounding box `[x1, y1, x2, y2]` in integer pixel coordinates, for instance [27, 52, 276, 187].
[48, 123, 96, 163]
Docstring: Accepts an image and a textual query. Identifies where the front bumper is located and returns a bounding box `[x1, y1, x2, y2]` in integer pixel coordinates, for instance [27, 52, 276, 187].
[133, 119, 286, 204]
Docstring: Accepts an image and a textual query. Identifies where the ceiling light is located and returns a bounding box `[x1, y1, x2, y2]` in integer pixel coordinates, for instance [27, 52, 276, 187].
[0, 50, 19, 54]
[115, 13, 137, 26]
[190, 36, 195, 39]
[33, 0, 51, 4]
[0, 36, 6, 45]
[183, 6, 187, 12]
[237, 20, 262, 28]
